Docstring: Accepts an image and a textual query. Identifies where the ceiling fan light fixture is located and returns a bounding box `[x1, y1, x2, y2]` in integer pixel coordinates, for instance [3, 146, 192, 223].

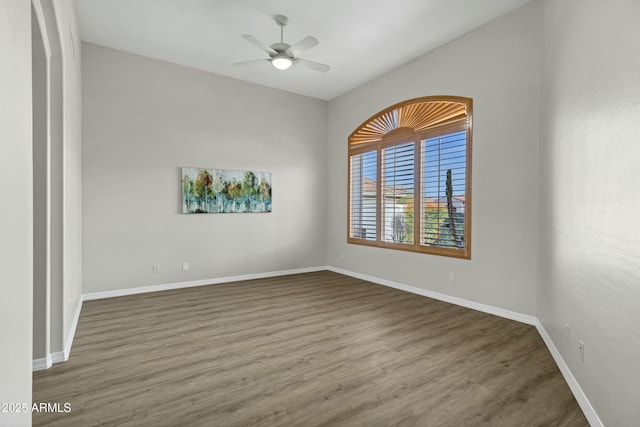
[272, 55, 293, 70]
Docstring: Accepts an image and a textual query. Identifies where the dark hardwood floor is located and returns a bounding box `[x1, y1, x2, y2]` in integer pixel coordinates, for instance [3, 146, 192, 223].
[33, 271, 588, 426]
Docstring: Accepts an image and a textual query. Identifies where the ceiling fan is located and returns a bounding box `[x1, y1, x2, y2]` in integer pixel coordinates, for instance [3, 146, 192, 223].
[234, 15, 330, 73]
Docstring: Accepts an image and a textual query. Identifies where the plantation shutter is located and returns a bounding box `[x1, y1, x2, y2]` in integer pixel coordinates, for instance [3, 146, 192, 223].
[349, 150, 377, 241]
[421, 130, 467, 249]
[381, 142, 415, 244]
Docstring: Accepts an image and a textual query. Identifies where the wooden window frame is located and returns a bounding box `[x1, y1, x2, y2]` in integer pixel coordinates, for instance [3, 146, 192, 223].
[347, 96, 473, 259]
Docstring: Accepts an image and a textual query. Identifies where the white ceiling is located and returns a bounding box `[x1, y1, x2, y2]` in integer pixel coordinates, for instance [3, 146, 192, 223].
[74, 0, 531, 101]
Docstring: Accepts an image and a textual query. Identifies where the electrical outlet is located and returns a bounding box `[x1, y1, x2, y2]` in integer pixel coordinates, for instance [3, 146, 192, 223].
[565, 324, 571, 342]
[449, 272, 456, 283]
[182, 262, 189, 271]
[578, 341, 585, 362]
[153, 265, 160, 273]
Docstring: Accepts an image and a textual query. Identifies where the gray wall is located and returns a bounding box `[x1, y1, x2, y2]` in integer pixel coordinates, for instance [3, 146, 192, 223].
[32, 7, 48, 361]
[327, 2, 541, 315]
[82, 43, 328, 293]
[0, 0, 33, 425]
[53, 0, 83, 354]
[538, 0, 640, 425]
[30, 0, 82, 365]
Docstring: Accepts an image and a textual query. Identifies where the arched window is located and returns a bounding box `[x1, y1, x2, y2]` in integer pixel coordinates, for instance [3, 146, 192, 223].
[348, 96, 472, 259]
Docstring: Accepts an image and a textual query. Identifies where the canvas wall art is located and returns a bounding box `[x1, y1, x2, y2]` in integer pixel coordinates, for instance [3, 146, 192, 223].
[182, 167, 272, 214]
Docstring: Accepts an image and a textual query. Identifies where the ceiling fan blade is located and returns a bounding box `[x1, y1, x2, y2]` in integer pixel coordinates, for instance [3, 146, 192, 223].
[242, 34, 277, 55]
[233, 59, 270, 68]
[294, 58, 330, 73]
[288, 36, 319, 57]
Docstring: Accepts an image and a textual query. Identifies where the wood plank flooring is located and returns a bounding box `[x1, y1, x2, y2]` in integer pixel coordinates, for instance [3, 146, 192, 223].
[33, 271, 587, 426]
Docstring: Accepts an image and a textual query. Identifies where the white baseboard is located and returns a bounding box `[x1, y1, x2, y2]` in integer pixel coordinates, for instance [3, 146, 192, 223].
[32, 297, 83, 371]
[63, 298, 83, 361]
[327, 266, 537, 325]
[32, 354, 52, 371]
[82, 266, 329, 301]
[32, 264, 603, 425]
[327, 266, 602, 427]
[534, 321, 603, 427]
[34, 267, 326, 370]
[50, 350, 65, 364]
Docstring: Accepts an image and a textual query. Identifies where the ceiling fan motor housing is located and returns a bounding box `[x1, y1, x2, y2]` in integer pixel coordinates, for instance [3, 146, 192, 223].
[274, 15, 288, 27]
[270, 43, 293, 58]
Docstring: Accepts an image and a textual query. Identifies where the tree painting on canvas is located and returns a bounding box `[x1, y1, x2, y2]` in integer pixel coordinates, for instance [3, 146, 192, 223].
[182, 167, 272, 214]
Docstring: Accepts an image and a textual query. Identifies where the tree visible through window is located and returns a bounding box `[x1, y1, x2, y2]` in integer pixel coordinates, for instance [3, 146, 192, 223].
[348, 96, 472, 259]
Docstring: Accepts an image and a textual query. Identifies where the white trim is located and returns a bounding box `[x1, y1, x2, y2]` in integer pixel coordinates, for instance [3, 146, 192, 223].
[32, 354, 52, 371]
[82, 266, 329, 301]
[534, 321, 604, 427]
[32, 297, 83, 370]
[62, 298, 83, 361]
[327, 266, 537, 325]
[50, 350, 65, 364]
[33, 267, 327, 371]
[327, 266, 602, 426]
[36, 264, 603, 425]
